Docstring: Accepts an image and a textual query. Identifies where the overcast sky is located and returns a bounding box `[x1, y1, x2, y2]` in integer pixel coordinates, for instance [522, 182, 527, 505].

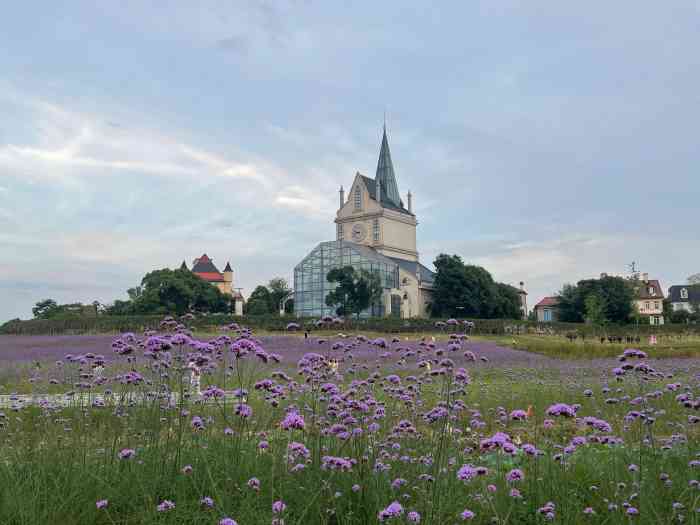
[1, 1, 699, 322]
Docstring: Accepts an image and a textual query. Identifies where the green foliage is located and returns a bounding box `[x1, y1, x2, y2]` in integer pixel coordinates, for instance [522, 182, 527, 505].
[267, 277, 292, 313]
[584, 293, 607, 326]
[32, 299, 60, 319]
[325, 266, 382, 317]
[558, 276, 634, 324]
[246, 285, 273, 315]
[430, 254, 522, 319]
[118, 268, 232, 316]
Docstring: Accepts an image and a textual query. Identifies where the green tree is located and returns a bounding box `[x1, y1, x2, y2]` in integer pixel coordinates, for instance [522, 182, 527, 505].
[32, 299, 60, 319]
[430, 254, 521, 319]
[246, 285, 273, 315]
[133, 268, 231, 315]
[268, 277, 292, 314]
[557, 276, 634, 324]
[584, 293, 607, 326]
[325, 266, 382, 318]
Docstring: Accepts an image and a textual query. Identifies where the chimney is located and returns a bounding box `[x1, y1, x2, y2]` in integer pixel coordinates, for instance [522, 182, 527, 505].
[407, 190, 412, 213]
[339, 186, 344, 209]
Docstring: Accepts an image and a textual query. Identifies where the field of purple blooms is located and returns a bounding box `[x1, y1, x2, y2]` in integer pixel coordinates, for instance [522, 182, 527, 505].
[1, 317, 699, 524]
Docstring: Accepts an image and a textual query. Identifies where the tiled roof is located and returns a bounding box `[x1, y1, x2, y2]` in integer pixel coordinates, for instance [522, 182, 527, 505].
[534, 296, 560, 308]
[195, 272, 225, 283]
[668, 284, 700, 303]
[192, 254, 221, 275]
[634, 279, 664, 300]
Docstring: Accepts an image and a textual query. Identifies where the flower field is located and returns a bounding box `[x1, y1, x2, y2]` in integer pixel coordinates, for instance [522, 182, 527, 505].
[1, 318, 699, 524]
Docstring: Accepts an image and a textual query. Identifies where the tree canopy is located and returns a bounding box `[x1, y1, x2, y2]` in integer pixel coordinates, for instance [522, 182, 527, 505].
[325, 266, 382, 318]
[429, 254, 522, 319]
[557, 275, 634, 324]
[105, 268, 232, 316]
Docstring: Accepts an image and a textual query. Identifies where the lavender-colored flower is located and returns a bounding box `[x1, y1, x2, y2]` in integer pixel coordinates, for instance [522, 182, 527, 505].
[200, 496, 214, 508]
[506, 468, 524, 482]
[95, 499, 108, 509]
[378, 501, 404, 521]
[460, 509, 476, 520]
[118, 448, 136, 460]
[281, 411, 305, 430]
[156, 500, 175, 512]
[219, 518, 238, 525]
[235, 403, 253, 418]
[272, 500, 287, 514]
[247, 477, 261, 491]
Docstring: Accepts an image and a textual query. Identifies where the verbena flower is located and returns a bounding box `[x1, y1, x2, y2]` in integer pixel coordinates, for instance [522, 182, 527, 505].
[156, 500, 175, 512]
[95, 499, 108, 509]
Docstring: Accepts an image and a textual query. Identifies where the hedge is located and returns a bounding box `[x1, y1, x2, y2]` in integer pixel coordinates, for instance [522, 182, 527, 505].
[1, 314, 699, 337]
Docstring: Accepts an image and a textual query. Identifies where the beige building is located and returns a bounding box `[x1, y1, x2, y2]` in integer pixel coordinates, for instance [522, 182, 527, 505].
[294, 126, 435, 318]
[632, 273, 664, 325]
[183, 254, 244, 315]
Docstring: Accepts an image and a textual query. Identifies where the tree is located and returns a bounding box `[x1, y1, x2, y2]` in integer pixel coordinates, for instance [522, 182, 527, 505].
[557, 276, 634, 324]
[268, 278, 292, 314]
[325, 266, 382, 318]
[584, 293, 607, 326]
[246, 286, 273, 315]
[32, 299, 60, 319]
[430, 254, 521, 319]
[131, 268, 231, 315]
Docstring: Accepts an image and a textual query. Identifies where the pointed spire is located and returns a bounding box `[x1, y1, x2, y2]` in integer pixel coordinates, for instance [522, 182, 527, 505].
[180, 260, 188, 271]
[375, 126, 401, 208]
[224, 262, 232, 272]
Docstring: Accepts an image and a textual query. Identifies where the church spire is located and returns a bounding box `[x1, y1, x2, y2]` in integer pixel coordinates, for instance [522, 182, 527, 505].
[375, 125, 401, 208]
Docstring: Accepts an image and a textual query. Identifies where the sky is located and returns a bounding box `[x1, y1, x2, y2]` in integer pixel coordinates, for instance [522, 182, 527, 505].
[1, 1, 700, 322]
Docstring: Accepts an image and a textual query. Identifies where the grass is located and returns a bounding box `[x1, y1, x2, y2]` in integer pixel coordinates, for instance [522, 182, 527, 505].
[489, 334, 700, 359]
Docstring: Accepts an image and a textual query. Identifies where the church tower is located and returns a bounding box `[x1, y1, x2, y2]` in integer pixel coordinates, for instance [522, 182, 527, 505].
[335, 126, 418, 262]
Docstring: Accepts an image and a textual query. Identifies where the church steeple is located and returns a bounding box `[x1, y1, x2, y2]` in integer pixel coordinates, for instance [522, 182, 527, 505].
[375, 125, 401, 208]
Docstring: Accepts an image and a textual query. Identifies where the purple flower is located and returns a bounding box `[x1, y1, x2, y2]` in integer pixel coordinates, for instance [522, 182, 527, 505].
[235, 403, 253, 418]
[407, 511, 421, 522]
[506, 468, 524, 482]
[281, 411, 305, 430]
[156, 500, 175, 512]
[200, 496, 214, 508]
[272, 500, 287, 514]
[626, 507, 639, 516]
[378, 501, 404, 521]
[247, 477, 260, 491]
[219, 518, 238, 525]
[118, 448, 136, 460]
[546, 403, 577, 417]
[460, 509, 476, 520]
[95, 499, 108, 509]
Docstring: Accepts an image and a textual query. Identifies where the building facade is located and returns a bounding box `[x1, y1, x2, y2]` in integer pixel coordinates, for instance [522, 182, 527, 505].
[294, 126, 435, 318]
[668, 284, 700, 313]
[183, 254, 244, 315]
[533, 296, 560, 322]
[632, 274, 664, 325]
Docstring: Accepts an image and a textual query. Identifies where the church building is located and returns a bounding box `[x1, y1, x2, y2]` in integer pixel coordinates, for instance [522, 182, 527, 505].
[294, 126, 435, 318]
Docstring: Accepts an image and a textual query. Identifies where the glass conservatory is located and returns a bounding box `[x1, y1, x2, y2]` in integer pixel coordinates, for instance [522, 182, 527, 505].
[293, 240, 399, 318]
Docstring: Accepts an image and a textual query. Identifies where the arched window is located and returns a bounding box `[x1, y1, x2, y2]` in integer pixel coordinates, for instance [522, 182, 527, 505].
[681, 288, 689, 299]
[354, 186, 362, 210]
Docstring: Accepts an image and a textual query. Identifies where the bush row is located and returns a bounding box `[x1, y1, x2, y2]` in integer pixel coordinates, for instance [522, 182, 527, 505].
[2, 314, 699, 336]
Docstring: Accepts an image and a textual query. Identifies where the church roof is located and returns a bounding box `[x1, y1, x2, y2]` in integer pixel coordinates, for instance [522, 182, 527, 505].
[375, 126, 402, 208]
[359, 174, 412, 215]
[223, 262, 233, 272]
